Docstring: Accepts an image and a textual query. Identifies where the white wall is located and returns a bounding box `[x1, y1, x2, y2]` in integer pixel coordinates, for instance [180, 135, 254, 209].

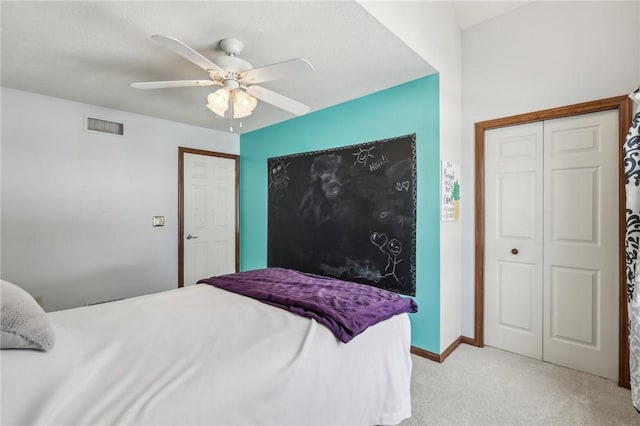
[460, 1, 640, 336]
[1, 88, 239, 311]
[359, 1, 463, 353]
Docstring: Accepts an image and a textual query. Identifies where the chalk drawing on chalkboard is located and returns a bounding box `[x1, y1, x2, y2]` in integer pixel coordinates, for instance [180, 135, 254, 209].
[396, 181, 410, 191]
[368, 154, 389, 172]
[370, 231, 403, 282]
[352, 146, 375, 166]
[268, 159, 291, 190]
[297, 154, 344, 226]
[320, 258, 384, 283]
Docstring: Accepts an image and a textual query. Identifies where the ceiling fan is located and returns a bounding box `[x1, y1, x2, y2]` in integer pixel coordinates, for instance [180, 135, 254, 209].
[131, 35, 314, 124]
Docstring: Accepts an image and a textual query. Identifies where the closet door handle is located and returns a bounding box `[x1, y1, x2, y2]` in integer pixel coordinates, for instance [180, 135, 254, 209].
[511, 248, 519, 255]
[186, 234, 199, 240]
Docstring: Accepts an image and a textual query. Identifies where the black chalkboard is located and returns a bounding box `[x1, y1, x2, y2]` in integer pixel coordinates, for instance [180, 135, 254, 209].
[267, 134, 417, 296]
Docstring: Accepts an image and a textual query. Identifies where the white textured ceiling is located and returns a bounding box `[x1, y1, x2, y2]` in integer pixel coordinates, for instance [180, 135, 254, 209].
[1, 1, 530, 134]
[1, 1, 435, 134]
[454, 1, 533, 30]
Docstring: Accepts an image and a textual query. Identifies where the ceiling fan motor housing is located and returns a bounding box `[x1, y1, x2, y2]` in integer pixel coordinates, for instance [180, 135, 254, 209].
[213, 55, 253, 74]
[211, 39, 253, 84]
[219, 38, 244, 56]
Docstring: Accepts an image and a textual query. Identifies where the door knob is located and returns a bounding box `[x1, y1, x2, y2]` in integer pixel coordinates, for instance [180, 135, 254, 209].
[511, 248, 519, 255]
[186, 234, 198, 240]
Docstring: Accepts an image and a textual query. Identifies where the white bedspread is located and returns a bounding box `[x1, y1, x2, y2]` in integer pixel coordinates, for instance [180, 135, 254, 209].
[1, 284, 412, 425]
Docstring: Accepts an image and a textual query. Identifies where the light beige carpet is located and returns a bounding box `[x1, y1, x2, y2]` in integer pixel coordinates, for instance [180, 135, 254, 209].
[402, 344, 639, 425]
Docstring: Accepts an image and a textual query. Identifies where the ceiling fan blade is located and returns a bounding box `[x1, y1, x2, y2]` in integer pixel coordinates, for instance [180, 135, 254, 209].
[246, 85, 310, 116]
[131, 80, 215, 89]
[241, 58, 314, 85]
[151, 35, 224, 73]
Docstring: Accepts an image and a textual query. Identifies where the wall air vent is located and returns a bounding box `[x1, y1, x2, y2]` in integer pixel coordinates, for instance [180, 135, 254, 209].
[86, 117, 124, 136]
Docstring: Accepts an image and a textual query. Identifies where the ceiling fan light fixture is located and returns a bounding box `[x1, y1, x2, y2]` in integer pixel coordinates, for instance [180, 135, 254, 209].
[207, 88, 257, 119]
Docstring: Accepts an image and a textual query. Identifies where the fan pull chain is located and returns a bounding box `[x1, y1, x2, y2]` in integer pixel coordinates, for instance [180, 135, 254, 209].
[228, 120, 243, 132]
[229, 92, 235, 132]
[229, 121, 244, 132]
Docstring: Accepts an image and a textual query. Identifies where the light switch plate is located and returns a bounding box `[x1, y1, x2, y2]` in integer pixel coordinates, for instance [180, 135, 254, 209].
[152, 216, 165, 227]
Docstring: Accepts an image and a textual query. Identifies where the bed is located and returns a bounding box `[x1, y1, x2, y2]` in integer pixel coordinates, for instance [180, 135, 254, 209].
[1, 268, 416, 425]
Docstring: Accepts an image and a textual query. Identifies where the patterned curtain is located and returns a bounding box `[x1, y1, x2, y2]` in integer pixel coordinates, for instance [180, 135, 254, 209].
[626, 108, 640, 412]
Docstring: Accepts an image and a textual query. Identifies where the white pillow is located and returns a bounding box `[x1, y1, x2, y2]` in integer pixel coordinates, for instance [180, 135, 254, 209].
[1, 280, 55, 351]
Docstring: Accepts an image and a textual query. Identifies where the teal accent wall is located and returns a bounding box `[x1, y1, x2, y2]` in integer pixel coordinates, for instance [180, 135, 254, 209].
[240, 75, 440, 352]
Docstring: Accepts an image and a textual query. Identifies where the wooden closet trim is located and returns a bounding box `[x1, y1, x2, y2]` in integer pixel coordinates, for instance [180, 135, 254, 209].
[473, 95, 632, 388]
[178, 147, 240, 288]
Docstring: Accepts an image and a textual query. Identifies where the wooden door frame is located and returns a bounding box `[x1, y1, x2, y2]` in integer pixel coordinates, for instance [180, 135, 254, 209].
[474, 95, 632, 388]
[178, 147, 240, 288]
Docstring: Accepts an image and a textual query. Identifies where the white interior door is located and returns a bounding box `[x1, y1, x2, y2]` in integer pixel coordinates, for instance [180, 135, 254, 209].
[484, 122, 544, 359]
[542, 110, 619, 380]
[484, 110, 619, 380]
[183, 152, 237, 286]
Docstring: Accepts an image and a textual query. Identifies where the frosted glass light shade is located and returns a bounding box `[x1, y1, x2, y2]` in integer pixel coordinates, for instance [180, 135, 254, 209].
[207, 88, 229, 117]
[206, 88, 257, 119]
[232, 89, 258, 119]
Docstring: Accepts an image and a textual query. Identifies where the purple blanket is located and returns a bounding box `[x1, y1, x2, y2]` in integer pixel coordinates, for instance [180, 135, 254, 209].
[197, 268, 417, 343]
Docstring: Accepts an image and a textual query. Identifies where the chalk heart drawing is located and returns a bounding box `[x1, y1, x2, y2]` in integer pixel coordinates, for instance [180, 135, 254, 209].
[396, 181, 410, 191]
[370, 232, 388, 250]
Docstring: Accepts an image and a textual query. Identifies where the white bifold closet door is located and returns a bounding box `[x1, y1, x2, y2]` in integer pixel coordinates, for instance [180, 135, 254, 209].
[484, 109, 619, 380]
